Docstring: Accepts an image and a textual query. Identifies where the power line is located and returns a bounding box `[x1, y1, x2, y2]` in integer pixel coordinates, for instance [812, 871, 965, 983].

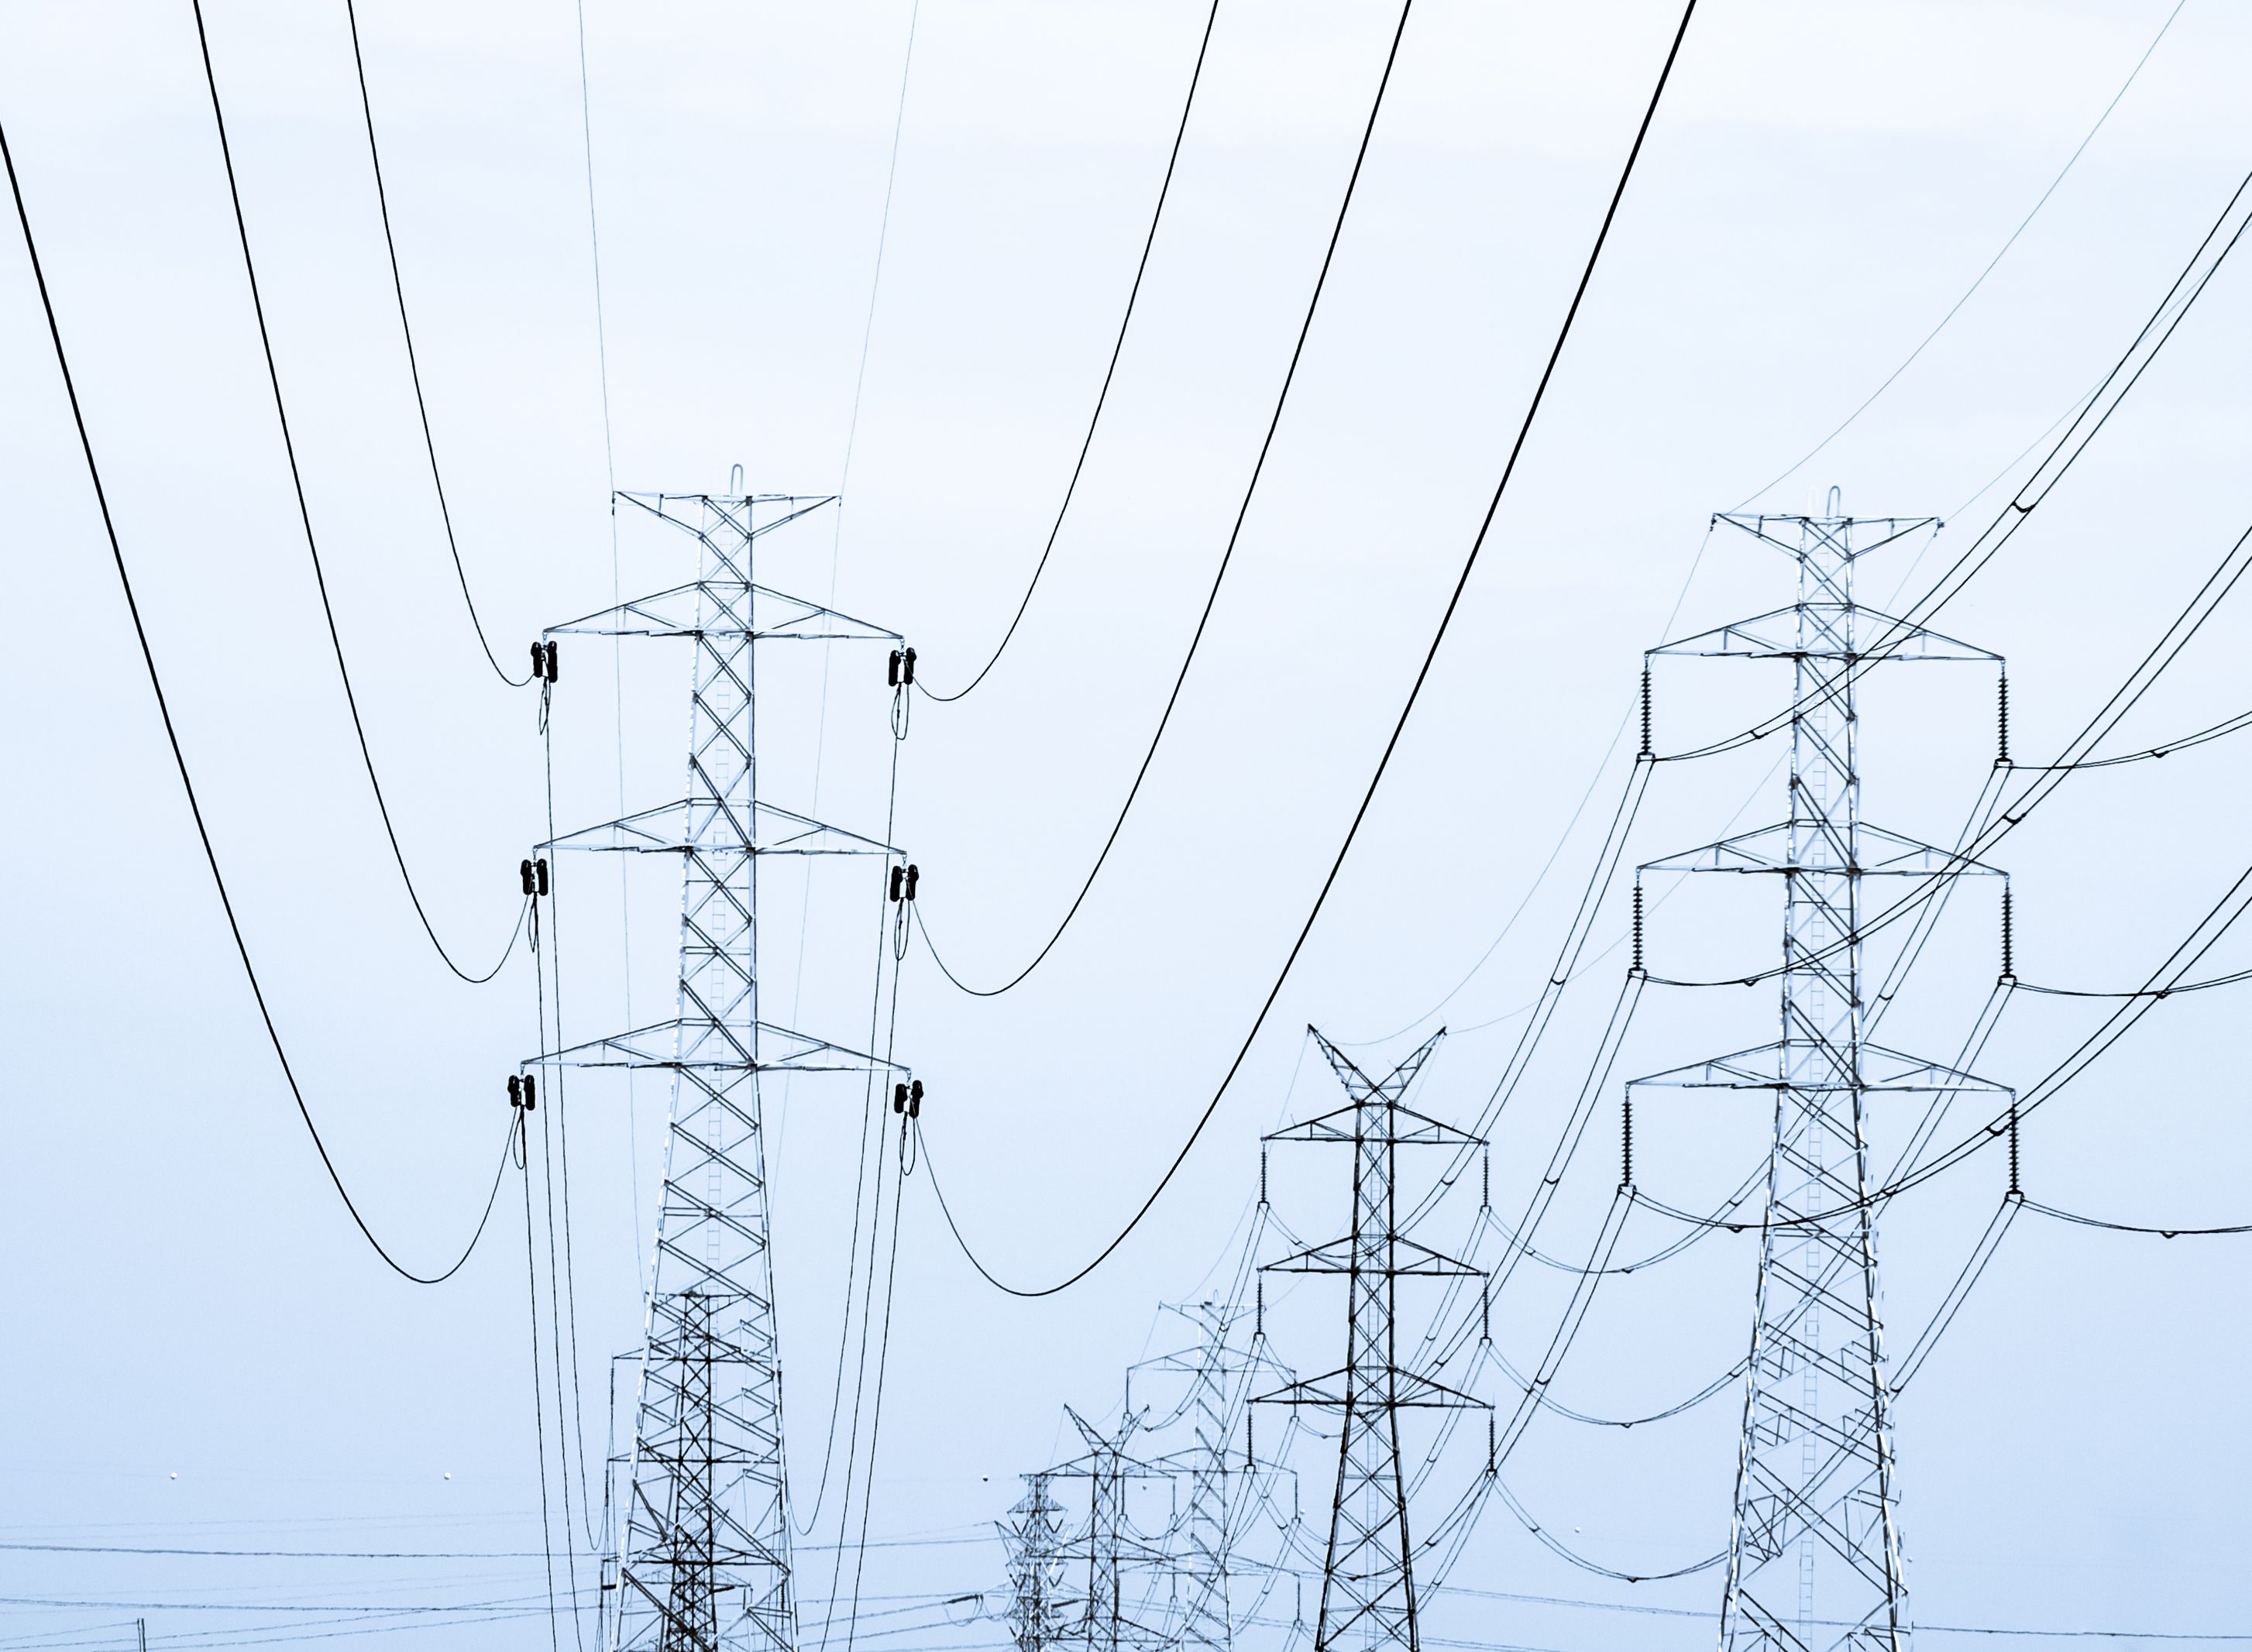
[0, 92, 514, 1287]
[1735, 0, 2192, 508]
[913, 0, 1420, 998]
[339, 0, 532, 689]
[1666, 156, 2252, 774]
[916, 0, 1700, 1296]
[917, 0, 1222, 703]
[190, 0, 521, 987]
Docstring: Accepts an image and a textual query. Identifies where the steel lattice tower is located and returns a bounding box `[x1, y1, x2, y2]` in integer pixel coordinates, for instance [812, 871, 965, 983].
[1004, 1472, 1074, 1652]
[1257, 1032, 1487, 1652]
[1129, 1304, 1290, 1652]
[534, 490, 909, 1652]
[1631, 508, 2009, 1652]
[1050, 1409, 1172, 1652]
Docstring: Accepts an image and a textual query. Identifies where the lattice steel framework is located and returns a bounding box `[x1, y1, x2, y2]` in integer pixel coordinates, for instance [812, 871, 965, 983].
[1128, 1304, 1291, 1652]
[1257, 1032, 1487, 1652]
[1632, 509, 2009, 1652]
[1004, 1472, 1075, 1652]
[1050, 1410, 1173, 1652]
[533, 491, 909, 1652]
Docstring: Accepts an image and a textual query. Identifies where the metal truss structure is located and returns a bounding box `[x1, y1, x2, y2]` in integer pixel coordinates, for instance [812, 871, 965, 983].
[1257, 1032, 1488, 1652]
[1047, 1409, 1176, 1652]
[1633, 508, 2010, 1652]
[1128, 1304, 1293, 1652]
[1004, 1472, 1076, 1652]
[533, 490, 909, 1652]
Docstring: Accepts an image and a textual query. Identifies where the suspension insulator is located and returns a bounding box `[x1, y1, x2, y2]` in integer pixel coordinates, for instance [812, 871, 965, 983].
[535, 857, 550, 897]
[530, 641, 545, 681]
[889, 865, 905, 902]
[908, 1079, 924, 1118]
[903, 864, 920, 901]
[543, 641, 560, 683]
[508, 1074, 524, 1108]
[892, 1081, 908, 1114]
[900, 647, 916, 685]
[887, 649, 903, 687]
[523, 1074, 537, 1111]
[520, 858, 537, 896]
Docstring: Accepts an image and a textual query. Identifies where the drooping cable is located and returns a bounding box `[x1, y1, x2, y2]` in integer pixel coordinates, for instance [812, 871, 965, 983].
[520, 1120, 566, 1652]
[2, 98, 513, 1287]
[917, 0, 1222, 702]
[916, 0, 1700, 1295]
[834, 1122, 913, 1652]
[1735, 0, 2191, 508]
[796, 692, 911, 1540]
[2023, 1200, 2252, 1238]
[536, 706, 603, 1551]
[527, 907, 591, 1646]
[339, 0, 531, 689]
[914, 0, 1420, 998]
[190, 0, 521, 986]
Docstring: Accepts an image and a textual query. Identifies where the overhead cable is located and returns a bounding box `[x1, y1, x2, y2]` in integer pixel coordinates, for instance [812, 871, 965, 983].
[192, 0, 521, 986]
[340, 0, 531, 689]
[918, 0, 1223, 702]
[1, 97, 514, 1287]
[916, 0, 1420, 997]
[1736, 0, 2191, 507]
[916, 0, 1701, 1295]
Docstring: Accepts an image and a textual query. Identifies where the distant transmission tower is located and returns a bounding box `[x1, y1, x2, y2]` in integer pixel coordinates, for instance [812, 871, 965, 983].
[1050, 1409, 1172, 1652]
[1004, 1472, 1075, 1652]
[534, 489, 910, 1652]
[1632, 505, 2009, 1652]
[1257, 1031, 1487, 1652]
[1128, 1303, 1289, 1652]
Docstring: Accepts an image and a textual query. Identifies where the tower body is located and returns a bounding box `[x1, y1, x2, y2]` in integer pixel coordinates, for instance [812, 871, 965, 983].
[537, 492, 906, 1652]
[1127, 1304, 1288, 1652]
[1175, 1325, 1235, 1652]
[1259, 1033, 1485, 1652]
[1634, 510, 2008, 1652]
[1005, 1473, 1074, 1652]
[1047, 1410, 1169, 1652]
[1735, 517, 1903, 1652]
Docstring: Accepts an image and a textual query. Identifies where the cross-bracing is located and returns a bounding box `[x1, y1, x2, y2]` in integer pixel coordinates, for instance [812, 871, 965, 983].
[1635, 506, 2010, 1652]
[531, 490, 911, 1652]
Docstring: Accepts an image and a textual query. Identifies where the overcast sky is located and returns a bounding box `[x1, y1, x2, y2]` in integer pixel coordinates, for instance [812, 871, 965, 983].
[3, 2, 2250, 1650]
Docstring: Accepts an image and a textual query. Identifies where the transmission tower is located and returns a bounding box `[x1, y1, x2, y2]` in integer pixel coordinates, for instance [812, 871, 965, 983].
[532, 489, 910, 1652]
[1005, 1472, 1076, 1652]
[1048, 1409, 1174, 1652]
[1256, 1030, 1487, 1652]
[1128, 1303, 1291, 1652]
[1631, 506, 2010, 1652]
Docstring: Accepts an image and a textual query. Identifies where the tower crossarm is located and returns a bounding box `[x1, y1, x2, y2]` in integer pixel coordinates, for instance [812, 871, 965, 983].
[1714, 512, 1937, 558]
[1640, 822, 2003, 879]
[1648, 603, 1998, 665]
[617, 489, 837, 545]
[1251, 1368, 1487, 1413]
[528, 1017, 910, 1075]
[1261, 1235, 1483, 1278]
[1626, 1040, 2010, 1097]
[543, 799, 903, 859]
[1263, 1099, 1482, 1148]
[545, 579, 903, 644]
